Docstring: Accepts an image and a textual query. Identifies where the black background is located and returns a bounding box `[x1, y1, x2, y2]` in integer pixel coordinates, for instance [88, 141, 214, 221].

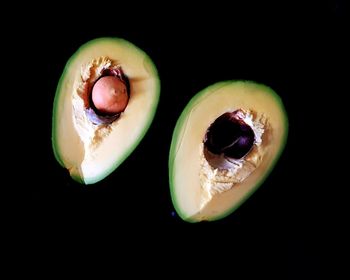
[8, 1, 345, 278]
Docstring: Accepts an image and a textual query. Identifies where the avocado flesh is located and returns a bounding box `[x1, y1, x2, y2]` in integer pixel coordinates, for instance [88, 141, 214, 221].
[169, 81, 288, 222]
[52, 38, 160, 184]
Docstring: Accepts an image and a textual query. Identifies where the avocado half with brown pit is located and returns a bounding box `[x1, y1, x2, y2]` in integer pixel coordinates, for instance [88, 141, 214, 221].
[52, 38, 160, 184]
[169, 81, 288, 222]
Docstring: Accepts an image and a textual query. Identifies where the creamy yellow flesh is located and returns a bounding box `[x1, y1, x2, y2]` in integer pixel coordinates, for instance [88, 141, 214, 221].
[172, 82, 287, 221]
[55, 39, 159, 184]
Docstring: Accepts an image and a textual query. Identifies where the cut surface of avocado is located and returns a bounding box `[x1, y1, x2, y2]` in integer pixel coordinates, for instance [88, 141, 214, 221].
[52, 38, 160, 184]
[169, 81, 288, 222]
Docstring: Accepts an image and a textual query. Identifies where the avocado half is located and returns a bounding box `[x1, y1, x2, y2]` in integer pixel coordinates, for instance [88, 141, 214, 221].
[52, 38, 160, 184]
[169, 81, 288, 222]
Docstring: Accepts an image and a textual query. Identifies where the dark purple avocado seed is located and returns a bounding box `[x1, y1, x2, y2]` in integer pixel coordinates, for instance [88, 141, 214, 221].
[204, 111, 255, 160]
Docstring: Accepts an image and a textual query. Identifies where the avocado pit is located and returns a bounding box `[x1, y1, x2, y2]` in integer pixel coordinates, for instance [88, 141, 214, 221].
[92, 76, 129, 115]
[204, 110, 255, 169]
[85, 65, 130, 125]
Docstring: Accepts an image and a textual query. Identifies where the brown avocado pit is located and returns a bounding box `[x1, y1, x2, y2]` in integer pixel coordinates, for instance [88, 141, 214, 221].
[85, 67, 130, 125]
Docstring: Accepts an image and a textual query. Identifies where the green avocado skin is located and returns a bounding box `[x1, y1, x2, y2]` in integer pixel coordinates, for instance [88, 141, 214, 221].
[169, 81, 288, 222]
[52, 37, 160, 184]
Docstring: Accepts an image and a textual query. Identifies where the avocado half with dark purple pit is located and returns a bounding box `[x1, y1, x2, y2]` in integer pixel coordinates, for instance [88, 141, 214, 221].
[169, 81, 288, 222]
[52, 38, 160, 184]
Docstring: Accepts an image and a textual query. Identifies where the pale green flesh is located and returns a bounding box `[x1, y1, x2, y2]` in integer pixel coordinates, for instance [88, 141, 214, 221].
[52, 38, 160, 184]
[169, 81, 288, 222]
